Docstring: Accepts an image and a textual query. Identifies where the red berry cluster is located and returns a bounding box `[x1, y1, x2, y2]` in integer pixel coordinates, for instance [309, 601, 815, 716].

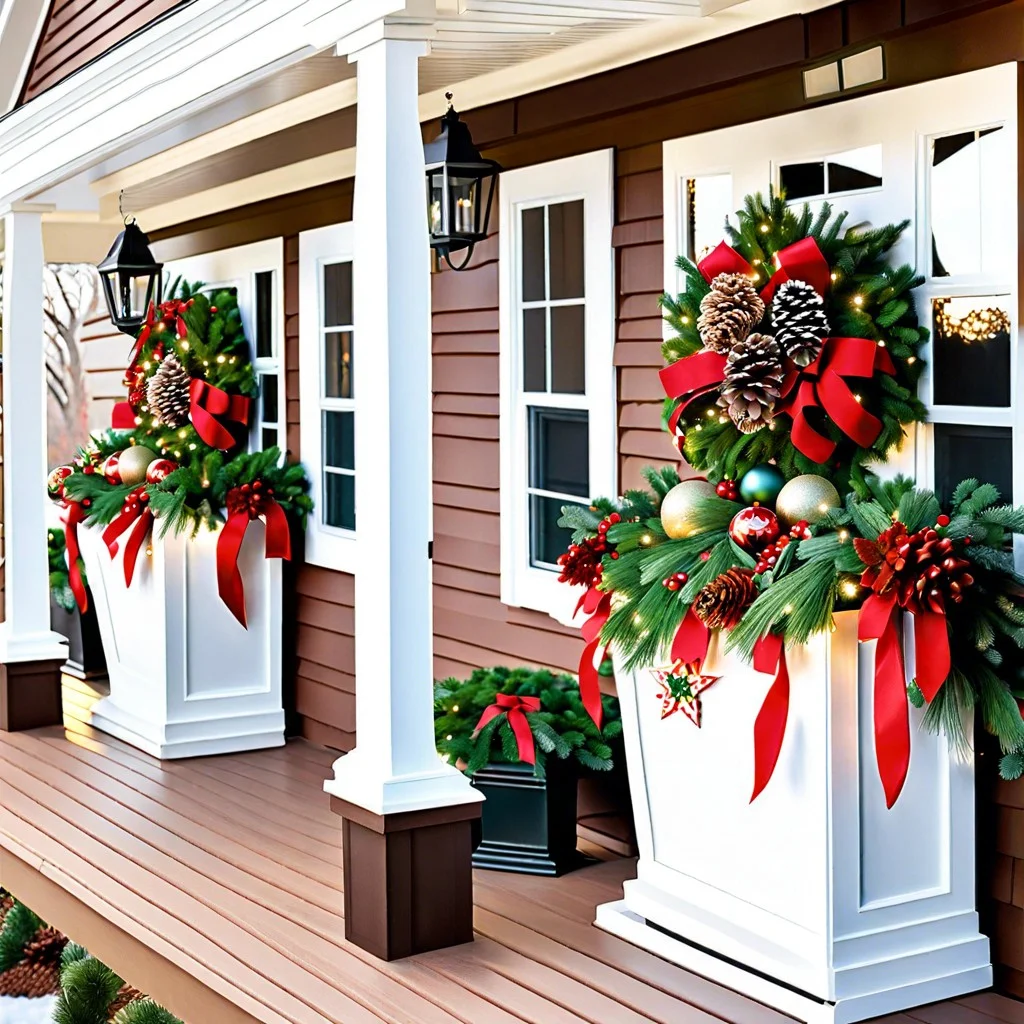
[754, 520, 811, 574]
[226, 479, 277, 520]
[557, 512, 621, 588]
[662, 571, 689, 591]
[715, 479, 739, 501]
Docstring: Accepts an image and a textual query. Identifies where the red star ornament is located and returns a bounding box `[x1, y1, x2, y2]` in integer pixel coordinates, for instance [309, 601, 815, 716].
[651, 659, 720, 727]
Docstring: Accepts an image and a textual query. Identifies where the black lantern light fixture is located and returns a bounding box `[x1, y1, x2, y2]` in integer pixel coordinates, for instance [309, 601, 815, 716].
[424, 94, 501, 271]
[98, 198, 163, 336]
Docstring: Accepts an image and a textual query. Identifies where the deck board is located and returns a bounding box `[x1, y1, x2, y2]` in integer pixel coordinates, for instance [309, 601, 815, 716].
[0, 679, 1022, 1024]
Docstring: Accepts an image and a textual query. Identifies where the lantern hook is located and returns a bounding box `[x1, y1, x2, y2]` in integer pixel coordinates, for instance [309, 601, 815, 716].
[118, 190, 135, 227]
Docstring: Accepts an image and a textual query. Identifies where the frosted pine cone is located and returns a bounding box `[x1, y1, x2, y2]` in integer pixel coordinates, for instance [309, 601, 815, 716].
[771, 280, 830, 367]
[146, 353, 192, 428]
[717, 332, 783, 434]
[693, 568, 757, 630]
[697, 273, 765, 353]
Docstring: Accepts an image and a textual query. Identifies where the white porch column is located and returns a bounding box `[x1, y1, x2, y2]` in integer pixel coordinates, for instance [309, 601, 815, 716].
[324, 31, 480, 818]
[0, 206, 68, 665]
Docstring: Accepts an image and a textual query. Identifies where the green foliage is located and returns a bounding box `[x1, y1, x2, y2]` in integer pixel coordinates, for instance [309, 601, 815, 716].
[48, 527, 84, 612]
[113, 1000, 183, 1024]
[0, 898, 43, 973]
[53, 955, 124, 1024]
[434, 666, 621, 778]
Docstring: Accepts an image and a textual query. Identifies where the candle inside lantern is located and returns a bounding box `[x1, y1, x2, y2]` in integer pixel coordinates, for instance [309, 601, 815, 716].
[430, 200, 441, 235]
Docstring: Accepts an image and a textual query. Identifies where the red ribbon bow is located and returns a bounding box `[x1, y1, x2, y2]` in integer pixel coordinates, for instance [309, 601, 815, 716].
[217, 483, 292, 628]
[698, 236, 832, 304]
[776, 337, 896, 464]
[102, 487, 153, 587]
[60, 501, 88, 614]
[190, 379, 253, 451]
[576, 587, 611, 729]
[475, 694, 542, 765]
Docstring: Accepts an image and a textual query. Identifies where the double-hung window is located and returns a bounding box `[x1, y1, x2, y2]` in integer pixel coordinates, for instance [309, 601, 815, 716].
[299, 223, 356, 572]
[499, 149, 615, 625]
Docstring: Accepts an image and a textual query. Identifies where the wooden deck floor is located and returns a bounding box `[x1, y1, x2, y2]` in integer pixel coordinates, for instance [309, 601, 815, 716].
[0, 679, 1022, 1024]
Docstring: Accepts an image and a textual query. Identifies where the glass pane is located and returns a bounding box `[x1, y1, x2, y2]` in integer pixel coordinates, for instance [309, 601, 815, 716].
[521, 206, 546, 302]
[530, 494, 574, 568]
[827, 145, 882, 193]
[523, 308, 547, 392]
[255, 271, 274, 359]
[262, 427, 278, 450]
[324, 410, 354, 470]
[260, 373, 279, 423]
[934, 423, 1012, 505]
[324, 472, 355, 531]
[324, 261, 353, 328]
[528, 407, 589, 495]
[687, 174, 733, 262]
[549, 200, 585, 300]
[550, 304, 585, 394]
[932, 296, 1011, 407]
[324, 331, 353, 399]
[780, 162, 825, 201]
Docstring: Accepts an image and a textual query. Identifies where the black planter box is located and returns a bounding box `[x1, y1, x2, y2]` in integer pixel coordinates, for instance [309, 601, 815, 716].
[50, 593, 107, 681]
[471, 760, 582, 876]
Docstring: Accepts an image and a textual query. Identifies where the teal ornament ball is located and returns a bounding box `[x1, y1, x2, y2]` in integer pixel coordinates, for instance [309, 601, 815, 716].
[739, 464, 786, 507]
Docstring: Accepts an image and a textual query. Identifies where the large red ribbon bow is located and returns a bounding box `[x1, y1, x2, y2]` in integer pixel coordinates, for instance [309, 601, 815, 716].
[750, 632, 791, 802]
[217, 481, 292, 628]
[102, 487, 153, 587]
[60, 501, 88, 614]
[475, 694, 542, 764]
[576, 587, 611, 730]
[776, 337, 896, 464]
[190, 379, 253, 451]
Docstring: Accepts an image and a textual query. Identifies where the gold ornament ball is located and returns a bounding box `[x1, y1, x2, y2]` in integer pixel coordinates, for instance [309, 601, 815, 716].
[117, 445, 159, 487]
[660, 479, 718, 539]
[775, 474, 841, 528]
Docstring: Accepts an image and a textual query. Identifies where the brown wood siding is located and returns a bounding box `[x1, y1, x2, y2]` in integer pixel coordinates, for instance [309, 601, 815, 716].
[20, 0, 187, 105]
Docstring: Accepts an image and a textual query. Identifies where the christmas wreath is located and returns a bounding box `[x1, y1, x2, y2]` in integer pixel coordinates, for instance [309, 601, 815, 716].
[558, 190, 1024, 808]
[47, 281, 312, 628]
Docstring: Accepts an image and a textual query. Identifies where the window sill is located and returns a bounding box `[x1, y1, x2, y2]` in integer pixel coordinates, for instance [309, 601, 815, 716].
[304, 526, 358, 575]
[502, 567, 585, 630]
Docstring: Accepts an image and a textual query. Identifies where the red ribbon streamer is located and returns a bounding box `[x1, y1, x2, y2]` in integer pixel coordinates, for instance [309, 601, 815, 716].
[750, 632, 790, 802]
[190, 379, 253, 451]
[216, 497, 291, 628]
[111, 402, 136, 429]
[776, 337, 896, 463]
[671, 607, 710, 664]
[59, 502, 88, 614]
[660, 350, 729, 430]
[475, 694, 542, 765]
[577, 587, 610, 730]
[697, 237, 831, 304]
[101, 488, 153, 588]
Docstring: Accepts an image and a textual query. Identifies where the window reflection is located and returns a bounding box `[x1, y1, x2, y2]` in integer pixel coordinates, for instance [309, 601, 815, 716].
[686, 174, 733, 262]
[932, 296, 1011, 407]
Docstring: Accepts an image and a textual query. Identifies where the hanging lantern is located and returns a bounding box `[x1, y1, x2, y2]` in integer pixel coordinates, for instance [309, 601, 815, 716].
[97, 218, 163, 336]
[424, 94, 501, 271]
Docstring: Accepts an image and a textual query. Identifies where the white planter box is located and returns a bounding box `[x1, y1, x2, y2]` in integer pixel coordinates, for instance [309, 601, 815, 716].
[78, 521, 285, 759]
[597, 610, 991, 1024]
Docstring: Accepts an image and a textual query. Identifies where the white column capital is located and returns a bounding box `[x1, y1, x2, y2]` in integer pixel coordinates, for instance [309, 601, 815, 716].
[0, 202, 55, 218]
[336, 19, 434, 61]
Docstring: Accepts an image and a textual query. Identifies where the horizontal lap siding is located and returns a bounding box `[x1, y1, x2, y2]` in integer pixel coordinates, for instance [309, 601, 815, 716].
[80, 314, 128, 435]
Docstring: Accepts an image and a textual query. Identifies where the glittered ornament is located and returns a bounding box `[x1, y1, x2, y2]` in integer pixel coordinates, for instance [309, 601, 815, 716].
[775, 474, 841, 528]
[728, 506, 780, 552]
[117, 445, 159, 487]
[660, 479, 717, 539]
[47, 465, 73, 501]
[102, 452, 122, 486]
[146, 458, 179, 484]
[651, 659, 720, 726]
[739, 464, 786, 506]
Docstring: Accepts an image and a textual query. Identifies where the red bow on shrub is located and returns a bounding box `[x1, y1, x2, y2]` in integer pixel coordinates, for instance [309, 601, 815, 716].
[217, 481, 291, 628]
[190, 379, 252, 451]
[102, 487, 153, 587]
[60, 501, 88, 613]
[475, 694, 542, 765]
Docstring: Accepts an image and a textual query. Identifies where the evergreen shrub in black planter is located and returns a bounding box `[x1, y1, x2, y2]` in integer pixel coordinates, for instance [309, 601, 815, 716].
[48, 528, 107, 681]
[435, 667, 621, 876]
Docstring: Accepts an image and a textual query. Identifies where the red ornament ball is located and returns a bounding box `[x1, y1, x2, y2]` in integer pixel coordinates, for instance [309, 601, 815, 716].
[716, 479, 740, 502]
[47, 465, 73, 501]
[102, 453, 122, 486]
[936, 514, 951, 528]
[146, 459, 179, 485]
[729, 506, 780, 552]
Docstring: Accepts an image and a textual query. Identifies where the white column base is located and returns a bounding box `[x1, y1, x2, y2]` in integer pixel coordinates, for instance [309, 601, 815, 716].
[324, 747, 484, 816]
[596, 901, 992, 1024]
[0, 623, 69, 664]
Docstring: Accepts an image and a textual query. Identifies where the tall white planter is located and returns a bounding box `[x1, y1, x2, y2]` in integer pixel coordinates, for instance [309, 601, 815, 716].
[78, 522, 284, 759]
[597, 610, 991, 1024]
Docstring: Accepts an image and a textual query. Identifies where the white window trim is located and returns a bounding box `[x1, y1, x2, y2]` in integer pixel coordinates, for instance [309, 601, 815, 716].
[498, 148, 616, 627]
[299, 221, 356, 574]
[164, 238, 285, 456]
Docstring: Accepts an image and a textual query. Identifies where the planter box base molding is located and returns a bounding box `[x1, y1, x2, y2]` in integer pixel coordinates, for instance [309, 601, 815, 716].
[80, 522, 285, 759]
[601, 610, 991, 1024]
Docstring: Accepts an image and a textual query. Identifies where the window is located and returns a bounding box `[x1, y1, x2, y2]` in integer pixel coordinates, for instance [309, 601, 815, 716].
[299, 223, 356, 571]
[499, 150, 615, 624]
[779, 145, 883, 202]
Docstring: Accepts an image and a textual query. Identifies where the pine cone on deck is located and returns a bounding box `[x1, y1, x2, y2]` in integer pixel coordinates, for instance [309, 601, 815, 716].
[693, 568, 758, 630]
[771, 280, 830, 367]
[146, 354, 191, 428]
[697, 273, 766, 353]
[717, 332, 783, 433]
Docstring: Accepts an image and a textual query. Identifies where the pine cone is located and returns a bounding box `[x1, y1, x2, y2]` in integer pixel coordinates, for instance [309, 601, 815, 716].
[717, 332, 783, 433]
[146, 354, 192, 428]
[108, 983, 145, 1017]
[693, 568, 757, 630]
[771, 280, 830, 367]
[21, 927, 66, 969]
[697, 273, 766, 353]
[0, 958, 60, 998]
